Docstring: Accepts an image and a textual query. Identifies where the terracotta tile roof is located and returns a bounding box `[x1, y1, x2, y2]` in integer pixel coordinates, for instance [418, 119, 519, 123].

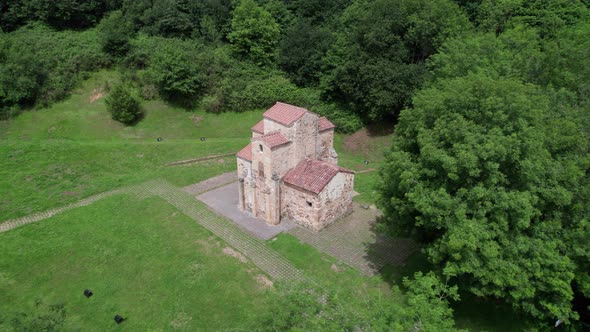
[236, 143, 252, 161]
[252, 131, 290, 149]
[263, 102, 308, 127]
[283, 158, 350, 194]
[318, 117, 336, 131]
[251, 120, 264, 134]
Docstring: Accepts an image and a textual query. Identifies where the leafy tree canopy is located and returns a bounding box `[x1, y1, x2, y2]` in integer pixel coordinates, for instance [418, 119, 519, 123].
[228, 0, 280, 66]
[320, 0, 470, 121]
[145, 37, 207, 102]
[377, 73, 589, 324]
[254, 272, 461, 331]
[475, 0, 589, 37]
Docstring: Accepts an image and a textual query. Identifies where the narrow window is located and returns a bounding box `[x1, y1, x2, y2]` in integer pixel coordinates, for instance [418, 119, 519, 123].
[307, 201, 313, 207]
[259, 144, 264, 152]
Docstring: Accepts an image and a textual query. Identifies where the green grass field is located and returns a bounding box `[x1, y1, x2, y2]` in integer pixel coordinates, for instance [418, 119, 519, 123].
[0, 194, 270, 330]
[0, 71, 526, 331]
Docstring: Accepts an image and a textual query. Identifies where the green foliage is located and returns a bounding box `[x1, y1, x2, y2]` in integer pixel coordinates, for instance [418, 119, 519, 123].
[321, 0, 471, 121]
[255, 273, 461, 331]
[121, 0, 232, 40]
[279, 19, 333, 86]
[286, 0, 351, 24]
[143, 37, 207, 102]
[0, 24, 108, 117]
[105, 82, 142, 125]
[0, 45, 45, 118]
[403, 272, 461, 331]
[313, 103, 363, 134]
[0, 0, 116, 31]
[228, 0, 280, 66]
[377, 73, 588, 324]
[476, 0, 589, 37]
[97, 10, 133, 57]
[428, 26, 545, 83]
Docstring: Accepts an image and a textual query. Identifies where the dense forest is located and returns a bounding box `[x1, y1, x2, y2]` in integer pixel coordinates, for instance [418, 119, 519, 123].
[1, 0, 589, 330]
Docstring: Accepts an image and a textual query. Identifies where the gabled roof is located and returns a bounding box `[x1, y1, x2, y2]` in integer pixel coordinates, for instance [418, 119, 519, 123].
[263, 102, 308, 127]
[252, 131, 290, 149]
[318, 117, 336, 132]
[236, 143, 252, 161]
[283, 158, 354, 194]
[251, 120, 264, 134]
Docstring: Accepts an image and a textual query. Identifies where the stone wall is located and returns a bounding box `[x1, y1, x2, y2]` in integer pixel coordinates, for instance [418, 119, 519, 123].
[292, 112, 318, 164]
[317, 172, 354, 227]
[281, 183, 320, 230]
[264, 118, 295, 139]
[270, 144, 292, 178]
[250, 140, 284, 225]
[317, 129, 337, 164]
[237, 157, 253, 212]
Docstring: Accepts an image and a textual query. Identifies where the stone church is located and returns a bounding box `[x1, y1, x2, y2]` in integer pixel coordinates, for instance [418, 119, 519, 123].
[236, 102, 355, 231]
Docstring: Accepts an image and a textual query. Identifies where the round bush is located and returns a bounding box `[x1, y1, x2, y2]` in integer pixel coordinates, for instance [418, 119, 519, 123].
[105, 83, 142, 125]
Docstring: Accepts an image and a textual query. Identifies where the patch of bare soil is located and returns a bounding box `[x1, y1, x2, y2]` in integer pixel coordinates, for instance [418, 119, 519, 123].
[170, 312, 192, 329]
[194, 236, 220, 254]
[88, 89, 104, 103]
[190, 114, 204, 125]
[343, 128, 371, 155]
[331, 264, 342, 273]
[255, 274, 273, 288]
[222, 246, 248, 263]
[62, 191, 78, 196]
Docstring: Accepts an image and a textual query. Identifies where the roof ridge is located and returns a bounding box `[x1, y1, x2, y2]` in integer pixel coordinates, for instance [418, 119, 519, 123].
[251, 130, 283, 140]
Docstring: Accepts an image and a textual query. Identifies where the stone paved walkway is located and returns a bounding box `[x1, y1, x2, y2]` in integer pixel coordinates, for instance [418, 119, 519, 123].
[197, 182, 297, 240]
[288, 203, 418, 276]
[143, 180, 305, 281]
[0, 189, 124, 233]
[182, 172, 236, 196]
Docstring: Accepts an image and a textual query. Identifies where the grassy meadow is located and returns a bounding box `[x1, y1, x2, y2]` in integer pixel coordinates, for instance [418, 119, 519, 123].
[0, 71, 525, 331]
[0, 71, 394, 330]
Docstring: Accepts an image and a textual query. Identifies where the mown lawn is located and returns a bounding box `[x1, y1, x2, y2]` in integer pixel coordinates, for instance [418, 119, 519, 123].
[0, 194, 270, 330]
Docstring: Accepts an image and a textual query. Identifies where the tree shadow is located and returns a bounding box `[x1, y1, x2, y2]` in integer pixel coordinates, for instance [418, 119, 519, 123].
[361, 214, 424, 288]
[362, 216, 536, 331]
[365, 118, 396, 137]
[124, 108, 146, 127]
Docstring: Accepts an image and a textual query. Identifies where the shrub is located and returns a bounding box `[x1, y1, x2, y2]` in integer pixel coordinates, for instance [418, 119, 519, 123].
[98, 10, 133, 57]
[0, 23, 109, 116]
[105, 83, 142, 125]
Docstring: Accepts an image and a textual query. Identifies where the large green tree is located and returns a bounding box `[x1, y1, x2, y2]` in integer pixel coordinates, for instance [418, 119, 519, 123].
[320, 0, 470, 121]
[279, 19, 333, 86]
[227, 0, 280, 66]
[377, 73, 589, 324]
[146, 38, 207, 102]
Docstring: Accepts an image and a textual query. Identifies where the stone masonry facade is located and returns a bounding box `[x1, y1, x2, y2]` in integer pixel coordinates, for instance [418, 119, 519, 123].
[236, 102, 355, 231]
